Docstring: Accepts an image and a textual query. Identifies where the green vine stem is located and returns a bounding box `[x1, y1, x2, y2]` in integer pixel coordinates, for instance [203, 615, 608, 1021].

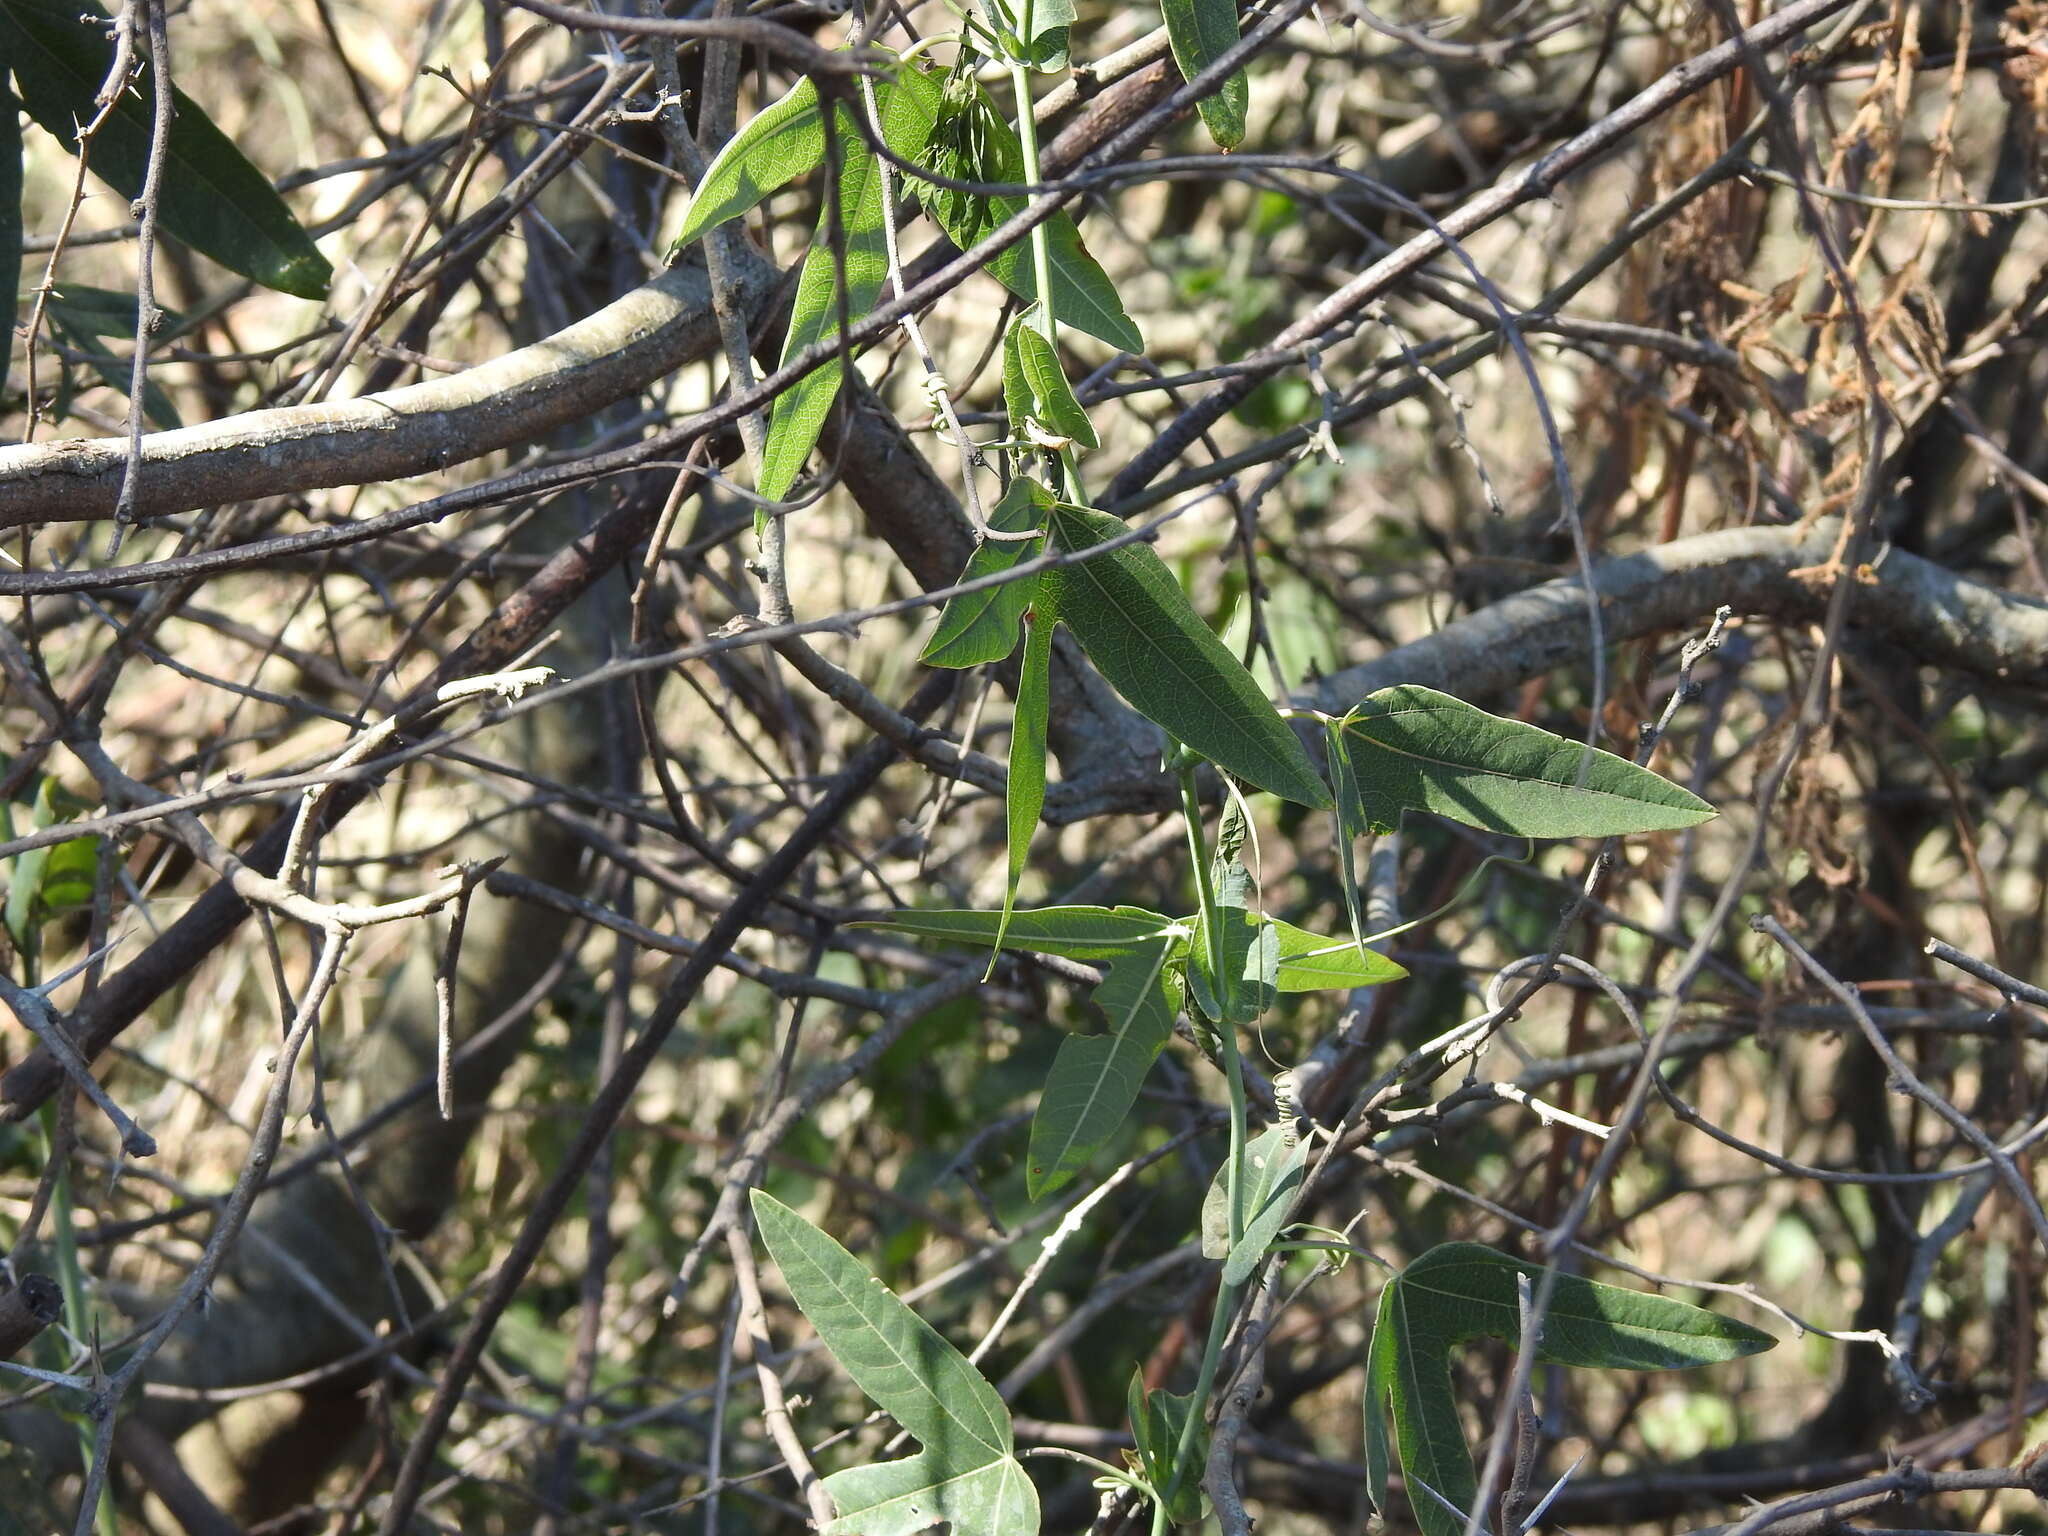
[1160, 752, 1251, 1522]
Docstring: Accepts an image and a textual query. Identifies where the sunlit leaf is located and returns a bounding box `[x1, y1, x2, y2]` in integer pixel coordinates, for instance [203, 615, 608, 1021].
[1337, 685, 1716, 839]
[1160, 0, 1248, 149]
[993, 0, 1074, 71]
[0, 0, 330, 297]
[921, 478, 1050, 668]
[758, 78, 939, 500]
[672, 74, 827, 251]
[1026, 936, 1178, 1198]
[751, 1192, 1039, 1536]
[917, 68, 1141, 352]
[1267, 917, 1407, 991]
[1046, 503, 1330, 808]
[1004, 308, 1098, 450]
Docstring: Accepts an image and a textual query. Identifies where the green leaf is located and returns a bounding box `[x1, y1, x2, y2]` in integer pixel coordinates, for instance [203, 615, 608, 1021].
[672, 75, 826, 251]
[45, 294, 181, 428]
[1366, 1243, 1776, 1536]
[40, 282, 184, 338]
[862, 904, 1185, 959]
[820, 1453, 1038, 1536]
[1200, 1125, 1307, 1284]
[1004, 309, 1098, 450]
[992, 0, 1074, 71]
[1183, 862, 1275, 1026]
[1325, 720, 1375, 963]
[1026, 936, 1178, 1198]
[1127, 1372, 1204, 1524]
[994, 573, 1057, 961]
[758, 79, 939, 500]
[1337, 685, 1717, 839]
[921, 478, 1051, 668]
[750, 1192, 1040, 1536]
[0, 0, 330, 298]
[1045, 504, 1330, 808]
[1267, 917, 1408, 992]
[1397, 1243, 1778, 1371]
[917, 69, 1141, 352]
[1, 81, 21, 403]
[1160, 0, 1248, 149]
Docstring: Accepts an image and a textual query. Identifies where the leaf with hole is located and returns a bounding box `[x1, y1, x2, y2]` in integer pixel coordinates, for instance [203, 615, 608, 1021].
[1046, 504, 1330, 808]
[757, 77, 940, 500]
[751, 1192, 1040, 1536]
[1337, 685, 1716, 839]
[921, 478, 1050, 668]
[918, 69, 1141, 352]
[1004, 308, 1097, 450]
[1026, 935, 1178, 1198]
[1366, 1243, 1775, 1536]
[1160, 0, 1248, 149]
[0, 0, 330, 297]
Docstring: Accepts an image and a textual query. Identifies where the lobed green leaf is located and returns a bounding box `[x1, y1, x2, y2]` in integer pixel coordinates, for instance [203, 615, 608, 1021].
[751, 1192, 1039, 1536]
[1367, 1242, 1775, 1536]
[1026, 936, 1179, 1197]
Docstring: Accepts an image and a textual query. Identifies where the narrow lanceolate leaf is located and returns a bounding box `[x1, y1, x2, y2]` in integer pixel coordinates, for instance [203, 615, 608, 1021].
[0, 0, 329, 298]
[750, 1192, 1040, 1536]
[1026, 936, 1178, 1198]
[759, 78, 941, 501]
[1004, 308, 1098, 449]
[672, 75, 826, 251]
[862, 904, 1185, 959]
[1325, 721, 1374, 961]
[1338, 685, 1716, 839]
[1366, 1243, 1774, 1536]
[1198, 1126, 1310, 1284]
[1, 81, 22, 403]
[1161, 0, 1249, 149]
[1046, 504, 1330, 808]
[915, 67, 1142, 352]
[994, 580, 1058, 963]
[921, 478, 1051, 668]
